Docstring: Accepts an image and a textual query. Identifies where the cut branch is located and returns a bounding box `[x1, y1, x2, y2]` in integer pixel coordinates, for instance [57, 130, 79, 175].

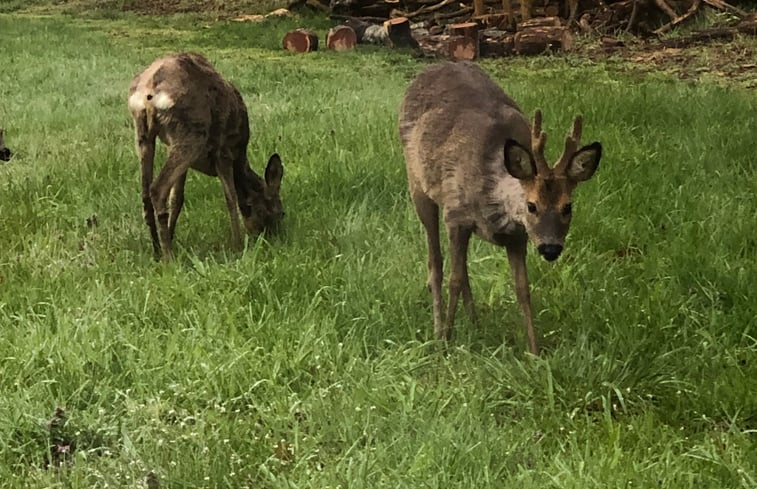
[653, 0, 679, 20]
[701, 0, 746, 17]
[653, 0, 701, 34]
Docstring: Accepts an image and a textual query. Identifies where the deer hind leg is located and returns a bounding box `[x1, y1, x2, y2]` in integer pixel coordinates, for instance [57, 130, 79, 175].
[215, 155, 243, 251]
[150, 144, 203, 260]
[168, 171, 188, 242]
[135, 120, 160, 258]
[505, 239, 539, 355]
[412, 191, 444, 339]
[445, 225, 473, 339]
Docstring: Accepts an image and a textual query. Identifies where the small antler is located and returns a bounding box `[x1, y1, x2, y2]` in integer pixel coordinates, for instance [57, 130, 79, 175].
[555, 115, 583, 173]
[531, 110, 550, 174]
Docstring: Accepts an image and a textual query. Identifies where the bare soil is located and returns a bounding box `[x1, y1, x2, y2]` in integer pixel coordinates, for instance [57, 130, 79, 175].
[581, 34, 757, 88]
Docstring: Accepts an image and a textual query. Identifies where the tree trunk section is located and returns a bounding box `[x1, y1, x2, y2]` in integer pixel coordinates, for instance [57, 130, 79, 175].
[283, 29, 319, 53]
[384, 17, 420, 48]
[327, 25, 358, 50]
[418, 34, 478, 60]
[446, 35, 478, 60]
[446, 21, 480, 58]
[514, 26, 572, 54]
[480, 30, 515, 56]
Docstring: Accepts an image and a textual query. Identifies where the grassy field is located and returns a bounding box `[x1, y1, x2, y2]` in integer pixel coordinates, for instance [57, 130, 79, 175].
[0, 9, 755, 489]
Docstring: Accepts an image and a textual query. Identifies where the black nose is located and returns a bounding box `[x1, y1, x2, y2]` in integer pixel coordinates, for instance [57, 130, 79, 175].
[0, 148, 10, 161]
[538, 244, 563, 262]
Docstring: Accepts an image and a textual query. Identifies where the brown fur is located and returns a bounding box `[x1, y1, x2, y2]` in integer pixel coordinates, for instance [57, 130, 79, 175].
[128, 52, 284, 260]
[399, 62, 601, 354]
[0, 128, 11, 161]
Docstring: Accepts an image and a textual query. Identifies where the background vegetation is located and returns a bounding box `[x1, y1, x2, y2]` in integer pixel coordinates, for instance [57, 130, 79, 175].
[0, 7, 755, 489]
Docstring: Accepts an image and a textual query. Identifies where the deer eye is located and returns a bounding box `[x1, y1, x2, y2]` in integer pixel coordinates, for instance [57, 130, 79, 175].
[562, 203, 572, 216]
[527, 202, 537, 214]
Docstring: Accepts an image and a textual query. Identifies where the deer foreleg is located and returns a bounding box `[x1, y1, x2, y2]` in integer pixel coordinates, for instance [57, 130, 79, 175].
[216, 159, 243, 251]
[445, 225, 473, 340]
[506, 239, 539, 355]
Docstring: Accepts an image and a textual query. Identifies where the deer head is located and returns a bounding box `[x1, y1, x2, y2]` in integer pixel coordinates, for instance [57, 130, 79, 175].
[0, 129, 11, 162]
[238, 153, 284, 234]
[503, 110, 601, 261]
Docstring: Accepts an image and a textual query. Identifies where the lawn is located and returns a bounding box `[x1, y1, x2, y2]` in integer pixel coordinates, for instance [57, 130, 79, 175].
[0, 9, 755, 489]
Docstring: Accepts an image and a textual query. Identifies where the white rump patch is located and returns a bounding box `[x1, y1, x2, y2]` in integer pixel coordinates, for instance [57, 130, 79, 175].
[128, 91, 146, 112]
[153, 92, 175, 110]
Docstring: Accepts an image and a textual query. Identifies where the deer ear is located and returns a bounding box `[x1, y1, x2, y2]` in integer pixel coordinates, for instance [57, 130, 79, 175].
[504, 139, 536, 180]
[567, 142, 601, 182]
[265, 153, 283, 193]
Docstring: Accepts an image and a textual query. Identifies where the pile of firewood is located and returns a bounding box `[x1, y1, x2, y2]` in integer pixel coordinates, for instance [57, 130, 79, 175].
[294, 0, 752, 35]
[283, 1, 756, 59]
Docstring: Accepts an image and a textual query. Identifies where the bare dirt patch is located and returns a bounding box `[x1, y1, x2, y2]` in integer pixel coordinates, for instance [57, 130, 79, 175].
[581, 33, 757, 88]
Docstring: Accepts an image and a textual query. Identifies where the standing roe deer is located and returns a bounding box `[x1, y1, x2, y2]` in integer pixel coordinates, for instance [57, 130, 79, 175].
[399, 62, 602, 354]
[0, 128, 11, 161]
[128, 52, 284, 260]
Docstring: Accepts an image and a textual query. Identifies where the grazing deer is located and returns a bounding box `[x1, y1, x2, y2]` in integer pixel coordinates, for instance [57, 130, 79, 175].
[128, 52, 284, 260]
[0, 128, 11, 161]
[399, 62, 601, 354]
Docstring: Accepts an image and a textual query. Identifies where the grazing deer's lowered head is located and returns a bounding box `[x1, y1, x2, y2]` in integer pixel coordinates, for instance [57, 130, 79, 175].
[399, 61, 601, 354]
[127, 52, 284, 260]
[0, 129, 12, 161]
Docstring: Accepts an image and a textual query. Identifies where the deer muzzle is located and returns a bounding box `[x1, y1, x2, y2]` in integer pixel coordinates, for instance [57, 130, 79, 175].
[537, 243, 563, 261]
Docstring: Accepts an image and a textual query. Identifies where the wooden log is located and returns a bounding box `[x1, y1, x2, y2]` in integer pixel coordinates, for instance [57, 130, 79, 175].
[518, 16, 563, 30]
[653, 0, 700, 34]
[447, 21, 480, 58]
[514, 26, 573, 55]
[658, 27, 737, 47]
[327, 25, 358, 51]
[343, 18, 388, 44]
[702, 0, 747, 17]
[384, 16, 419, 48]
[283, 29, 319, 53]
[418, 34, 477, 61]
[480, 31, 515, 57]
[446, 34, 478, 60]
[447, 21, 479, 38]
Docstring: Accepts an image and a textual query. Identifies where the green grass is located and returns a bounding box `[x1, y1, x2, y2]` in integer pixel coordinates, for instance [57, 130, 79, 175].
[1, 11, 756, 489]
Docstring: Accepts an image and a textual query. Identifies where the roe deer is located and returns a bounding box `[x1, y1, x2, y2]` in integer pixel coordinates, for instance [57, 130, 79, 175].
[0, 128, 11, 161]
[399, 62, 601, 354]
[128, 52, 284, 260]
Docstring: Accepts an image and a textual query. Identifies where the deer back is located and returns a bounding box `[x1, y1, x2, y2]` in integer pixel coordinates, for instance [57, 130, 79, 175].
[128, 52, 249, 176]
[399, 62, 532, 240]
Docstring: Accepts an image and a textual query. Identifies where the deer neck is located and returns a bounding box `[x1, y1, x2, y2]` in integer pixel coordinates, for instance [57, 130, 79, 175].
[475, 173, 528, 246]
